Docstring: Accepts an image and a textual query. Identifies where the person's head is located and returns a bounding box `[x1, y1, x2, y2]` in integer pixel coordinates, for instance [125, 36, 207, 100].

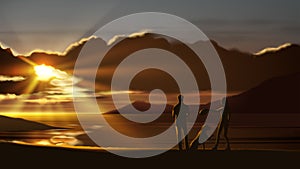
[177, 94, 184, 102]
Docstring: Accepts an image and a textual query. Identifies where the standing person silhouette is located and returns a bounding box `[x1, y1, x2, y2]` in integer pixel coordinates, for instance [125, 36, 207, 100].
[212, 98, 231, 150]
[172, 95, 189, 151]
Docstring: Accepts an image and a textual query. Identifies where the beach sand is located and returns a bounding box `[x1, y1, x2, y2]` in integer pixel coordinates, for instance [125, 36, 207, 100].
[0, 142, 299, 167]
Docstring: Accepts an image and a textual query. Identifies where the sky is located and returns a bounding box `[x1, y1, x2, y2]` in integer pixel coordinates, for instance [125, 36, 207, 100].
[0, 0, 299, 54]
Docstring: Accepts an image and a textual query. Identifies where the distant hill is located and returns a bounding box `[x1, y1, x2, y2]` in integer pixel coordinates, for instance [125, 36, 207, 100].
[0, 34, 299, 94]
[0, 115, 59, 132]
[226, 72, 300, 114]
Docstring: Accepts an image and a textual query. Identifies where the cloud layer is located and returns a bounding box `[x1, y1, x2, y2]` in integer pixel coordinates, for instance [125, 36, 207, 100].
[0, 75, 26, 82]
[0, 36, 97, 57]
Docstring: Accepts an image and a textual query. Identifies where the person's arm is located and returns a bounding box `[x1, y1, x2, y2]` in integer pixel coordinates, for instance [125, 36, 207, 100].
[172, 106, 175, 119]
[199, 108, 209, 115]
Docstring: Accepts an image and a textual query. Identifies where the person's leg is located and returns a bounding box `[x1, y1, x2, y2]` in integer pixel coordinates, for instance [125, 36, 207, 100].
[212, 122, 223, 150]
[183, 124, 189, 151]
[223, 123, 230, 150]
[184, 134, 189, 151]
[189, 138, 198, 151]
[177, 126, 183, 150]
[189, 129, 201, 151]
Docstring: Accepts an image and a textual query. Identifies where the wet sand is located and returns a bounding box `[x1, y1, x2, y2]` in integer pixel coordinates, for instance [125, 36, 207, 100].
[0, 112, 299, 168]
[0, 113, 299, 151]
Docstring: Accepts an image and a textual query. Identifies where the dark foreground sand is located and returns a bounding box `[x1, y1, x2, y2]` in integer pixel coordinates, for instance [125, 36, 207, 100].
[1, 142, 299, 168]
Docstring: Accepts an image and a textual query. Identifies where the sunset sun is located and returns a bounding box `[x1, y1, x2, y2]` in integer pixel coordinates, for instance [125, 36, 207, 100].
[34, 64, 56, 81]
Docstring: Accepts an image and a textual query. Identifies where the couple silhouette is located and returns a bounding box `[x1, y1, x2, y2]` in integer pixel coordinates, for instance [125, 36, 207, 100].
[172, 95, 230, 151]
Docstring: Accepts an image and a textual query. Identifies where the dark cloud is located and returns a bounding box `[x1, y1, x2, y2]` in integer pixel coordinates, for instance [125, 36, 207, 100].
[1, 0, 300, 53]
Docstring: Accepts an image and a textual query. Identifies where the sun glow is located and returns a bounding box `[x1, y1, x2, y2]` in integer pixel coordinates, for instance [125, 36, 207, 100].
[34, 64, 56, 81]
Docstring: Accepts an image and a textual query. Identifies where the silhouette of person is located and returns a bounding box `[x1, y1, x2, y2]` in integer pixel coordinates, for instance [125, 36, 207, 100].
[189, 109, 211, 151]
[189, 124, 209, 151]
[212, 98, 231, 150]
[172, 95, 189, 151]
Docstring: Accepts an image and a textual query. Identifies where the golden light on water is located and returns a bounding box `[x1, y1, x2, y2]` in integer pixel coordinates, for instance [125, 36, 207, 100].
[34, 64, 56, 81]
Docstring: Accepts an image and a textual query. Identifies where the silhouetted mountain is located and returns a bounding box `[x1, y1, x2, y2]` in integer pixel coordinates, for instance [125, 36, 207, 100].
[226, 72, 300, 114]
[0, 34, 299, 94]
[0, 115, 58, 132]
[200, 72, 300, 114]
